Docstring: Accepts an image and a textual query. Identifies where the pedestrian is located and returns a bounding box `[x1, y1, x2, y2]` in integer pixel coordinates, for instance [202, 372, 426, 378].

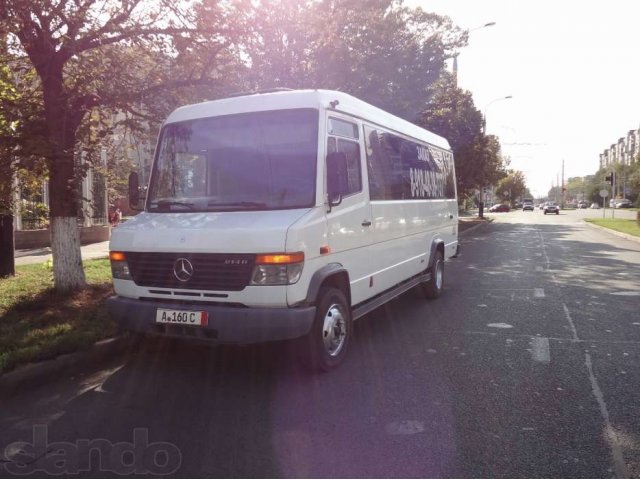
[111, 207, 122, 226]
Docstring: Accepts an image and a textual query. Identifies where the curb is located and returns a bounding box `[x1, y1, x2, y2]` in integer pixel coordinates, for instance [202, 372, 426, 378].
[459, 218, 493, 237]
[0, 335, 131, 395]
[582, 220, 640, 245]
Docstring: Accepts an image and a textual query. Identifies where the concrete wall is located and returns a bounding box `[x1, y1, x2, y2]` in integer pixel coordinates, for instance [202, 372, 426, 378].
[15, 226, 110, 250]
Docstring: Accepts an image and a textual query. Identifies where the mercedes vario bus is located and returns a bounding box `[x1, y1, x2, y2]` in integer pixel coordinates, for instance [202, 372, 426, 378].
[107, 89, 459, 371]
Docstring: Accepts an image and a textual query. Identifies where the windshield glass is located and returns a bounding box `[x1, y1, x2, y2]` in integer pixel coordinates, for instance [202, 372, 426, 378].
[147, 109, 318, 212]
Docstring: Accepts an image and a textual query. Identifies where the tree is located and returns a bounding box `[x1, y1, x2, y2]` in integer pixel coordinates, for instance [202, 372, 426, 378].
[496, 171, 527, 206]
[240, 0, 465, 121]
[417, 75, 508, 200]
[0, 40, 21, 277]
[0, 0, 243, 292]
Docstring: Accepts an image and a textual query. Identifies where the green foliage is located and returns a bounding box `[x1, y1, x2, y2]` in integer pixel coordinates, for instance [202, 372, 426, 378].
[495, 171, 527, 205]
[417, 75, 509, 199]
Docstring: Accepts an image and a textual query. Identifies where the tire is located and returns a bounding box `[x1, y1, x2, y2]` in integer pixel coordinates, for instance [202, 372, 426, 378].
[419, 249, 444, 299]
[556, 211, 559, 215]
[543, 211, 547, 215]
[298, 287, 352, 372]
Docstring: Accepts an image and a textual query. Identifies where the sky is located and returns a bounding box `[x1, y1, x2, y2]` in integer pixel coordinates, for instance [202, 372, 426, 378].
[408, 0, 640, 198]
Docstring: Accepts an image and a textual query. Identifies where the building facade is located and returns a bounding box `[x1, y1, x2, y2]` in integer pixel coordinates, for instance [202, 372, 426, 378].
[600, 127, 640, 169]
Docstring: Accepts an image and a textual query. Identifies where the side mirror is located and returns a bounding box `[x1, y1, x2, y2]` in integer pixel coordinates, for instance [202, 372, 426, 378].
[128, 172, 141, 210]
[327, 152, 347, 208]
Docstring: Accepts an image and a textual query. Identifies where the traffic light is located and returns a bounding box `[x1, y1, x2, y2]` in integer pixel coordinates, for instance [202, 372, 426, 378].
[605, 172, 615, 185]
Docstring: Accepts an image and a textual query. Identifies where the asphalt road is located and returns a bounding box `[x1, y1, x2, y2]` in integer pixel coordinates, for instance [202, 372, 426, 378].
[1, 209, 640, 478]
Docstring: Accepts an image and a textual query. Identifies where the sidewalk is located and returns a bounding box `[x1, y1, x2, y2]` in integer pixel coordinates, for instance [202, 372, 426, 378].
[15, 240, 111, 266]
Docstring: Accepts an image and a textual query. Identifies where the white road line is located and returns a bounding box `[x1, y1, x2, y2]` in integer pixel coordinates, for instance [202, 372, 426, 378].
[584, 353, 629, 478]
[531, 337, 551, 364]
[562, 304, 579, 341]
[563, 302, 628, 478]
[534, 288, 545, 298]
[610, 291, 640, 296]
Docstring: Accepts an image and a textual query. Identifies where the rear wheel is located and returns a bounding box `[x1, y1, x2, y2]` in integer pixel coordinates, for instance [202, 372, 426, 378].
[298, 287, 352, 372]
[419, 249, 444, 299]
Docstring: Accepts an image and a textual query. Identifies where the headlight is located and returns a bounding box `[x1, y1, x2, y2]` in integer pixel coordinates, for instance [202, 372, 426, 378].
[250, 252, 304, 286]
[109, 251, 132, 280]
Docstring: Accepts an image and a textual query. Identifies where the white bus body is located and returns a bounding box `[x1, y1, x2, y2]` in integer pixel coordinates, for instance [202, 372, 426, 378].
[108, 89, 459, 370]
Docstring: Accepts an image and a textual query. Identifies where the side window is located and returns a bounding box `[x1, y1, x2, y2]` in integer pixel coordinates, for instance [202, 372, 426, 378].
[327, 118, 362, 197]
[364, 124, 455, 200]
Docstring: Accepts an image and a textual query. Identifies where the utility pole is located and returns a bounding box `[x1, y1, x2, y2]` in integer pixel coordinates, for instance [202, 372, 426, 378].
[561, 159, 565, 208]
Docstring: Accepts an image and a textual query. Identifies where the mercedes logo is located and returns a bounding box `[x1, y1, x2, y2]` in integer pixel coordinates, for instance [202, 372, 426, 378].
[173, 258, 194, 282]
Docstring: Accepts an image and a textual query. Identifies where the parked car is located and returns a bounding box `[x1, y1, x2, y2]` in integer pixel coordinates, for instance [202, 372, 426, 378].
[615, 199, 632, 208]
[590, 203, 600, 209]
[577, 201, 588, 209]
[489, 203, 510, 212]
[543, 203, 560, 215]
[523, 201, 534, 211]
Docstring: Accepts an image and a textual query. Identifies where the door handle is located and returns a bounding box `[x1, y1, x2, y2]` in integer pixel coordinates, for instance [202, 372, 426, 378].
[362, 220, 372, 227]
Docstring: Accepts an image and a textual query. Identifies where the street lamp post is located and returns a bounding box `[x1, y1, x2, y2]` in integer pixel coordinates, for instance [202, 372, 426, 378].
[452, 22, 496, 85]
[482, 96, 513, 134]
[478, 95, 513, 218]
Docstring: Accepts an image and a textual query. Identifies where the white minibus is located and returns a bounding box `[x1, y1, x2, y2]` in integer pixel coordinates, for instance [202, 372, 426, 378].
[108, 89, 459, 371]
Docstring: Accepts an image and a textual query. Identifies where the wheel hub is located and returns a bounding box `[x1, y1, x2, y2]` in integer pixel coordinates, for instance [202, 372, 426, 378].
[322, 304, 347, 357]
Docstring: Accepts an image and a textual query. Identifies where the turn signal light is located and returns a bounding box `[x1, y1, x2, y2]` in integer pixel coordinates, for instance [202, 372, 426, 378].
[255, 252, 304, 265]
[109, 251, 126, 262]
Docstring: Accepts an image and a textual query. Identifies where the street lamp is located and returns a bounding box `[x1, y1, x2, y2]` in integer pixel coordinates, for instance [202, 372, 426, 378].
[477, 95, 512, 218]
[452, 22, 496, 84]
[482, 95, 513, 134]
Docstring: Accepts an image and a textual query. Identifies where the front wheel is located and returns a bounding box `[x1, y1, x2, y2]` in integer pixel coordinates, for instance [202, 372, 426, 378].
[419, 250, 444, 299]
[298, 287, 352, 372]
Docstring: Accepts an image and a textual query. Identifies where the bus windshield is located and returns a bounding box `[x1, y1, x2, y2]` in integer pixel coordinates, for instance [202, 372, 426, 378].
[147, 109, 318, 212]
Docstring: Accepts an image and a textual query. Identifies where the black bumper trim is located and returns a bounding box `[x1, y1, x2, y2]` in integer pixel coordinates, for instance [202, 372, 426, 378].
[107, 296, 315, 344]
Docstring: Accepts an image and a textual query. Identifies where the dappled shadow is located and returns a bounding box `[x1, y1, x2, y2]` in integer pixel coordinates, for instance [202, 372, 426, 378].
[1, 219, 639, 477]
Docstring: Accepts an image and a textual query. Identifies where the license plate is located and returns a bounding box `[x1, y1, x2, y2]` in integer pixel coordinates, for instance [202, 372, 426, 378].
[155, 309, 208, 326]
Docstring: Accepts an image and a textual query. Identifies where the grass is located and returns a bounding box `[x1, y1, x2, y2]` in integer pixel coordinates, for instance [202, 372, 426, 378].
[0, 259, 118, 375]
[585, 218, 640, 238]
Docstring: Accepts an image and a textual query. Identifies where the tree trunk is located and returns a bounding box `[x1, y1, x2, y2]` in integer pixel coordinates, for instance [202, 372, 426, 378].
[50, 216, 85, 292]
[41, 70, 87, 293]
[0, 214, 15, 277]
[48, 143, 86, 292]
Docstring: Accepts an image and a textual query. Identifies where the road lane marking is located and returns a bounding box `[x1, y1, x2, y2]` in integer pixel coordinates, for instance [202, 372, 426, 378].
[563, 302, 628, 478]
[562, 304, 579, 341]
[531, 337, 551, 364]
[385, 420, 425, 435]
[487, 323, 513, 329]
[585, 353, 629, 479]
[534, 288, 545, 298]
[610, 291, 640, 296]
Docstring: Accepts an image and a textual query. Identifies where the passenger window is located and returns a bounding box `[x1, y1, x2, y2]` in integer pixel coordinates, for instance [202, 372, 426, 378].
[329, 118, 359, 139]
[327, 133, 362, 198]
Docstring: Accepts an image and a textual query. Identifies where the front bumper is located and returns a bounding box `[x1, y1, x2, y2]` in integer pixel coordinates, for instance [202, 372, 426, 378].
[107, 296, 315, 344]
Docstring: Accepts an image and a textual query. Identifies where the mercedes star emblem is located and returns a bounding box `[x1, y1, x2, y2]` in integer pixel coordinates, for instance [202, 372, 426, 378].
[173, 258, 194, 282]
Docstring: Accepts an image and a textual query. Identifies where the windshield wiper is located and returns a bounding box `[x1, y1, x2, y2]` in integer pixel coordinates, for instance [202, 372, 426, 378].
[207, 201, 268, 210]
[149, 200, 196, 211]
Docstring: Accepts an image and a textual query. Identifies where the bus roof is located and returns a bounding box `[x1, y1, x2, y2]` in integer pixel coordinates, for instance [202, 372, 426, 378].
[165, 89, 451, 151]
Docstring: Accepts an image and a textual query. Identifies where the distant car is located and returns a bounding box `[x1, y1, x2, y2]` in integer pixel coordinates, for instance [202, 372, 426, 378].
[539, 203, 546, 210]
[615, 199, 632, 208]
[523, 202, 534, 211]
[577, 201, 588, 209]
[590, 203, 600, 209]
[489, 203, 510, 213]
[543, 203, 560, 215]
